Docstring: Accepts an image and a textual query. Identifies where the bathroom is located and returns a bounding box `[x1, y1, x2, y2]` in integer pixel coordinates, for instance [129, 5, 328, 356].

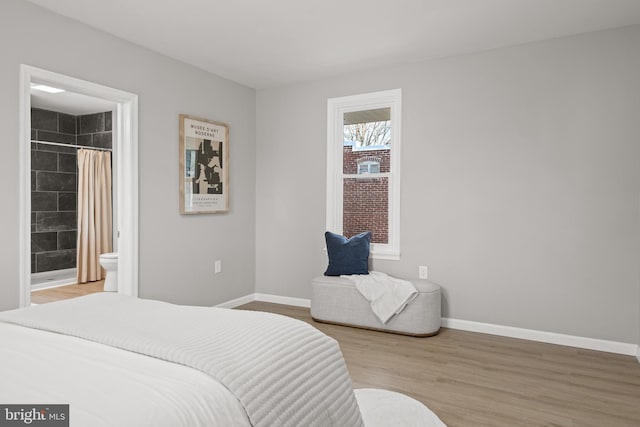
[30, 83, 118, 302]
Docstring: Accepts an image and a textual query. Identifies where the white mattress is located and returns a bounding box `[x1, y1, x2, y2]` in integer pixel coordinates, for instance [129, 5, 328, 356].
[0, 322, 251, 427]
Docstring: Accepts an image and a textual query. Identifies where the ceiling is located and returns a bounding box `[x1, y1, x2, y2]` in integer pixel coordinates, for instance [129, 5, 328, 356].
[31, 85, 116, 116]
[26, 0, 640, 89]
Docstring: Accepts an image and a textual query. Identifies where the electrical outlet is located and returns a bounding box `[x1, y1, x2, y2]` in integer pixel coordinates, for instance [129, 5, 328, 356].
[419, 266, 428, 279]
[214, 260, 222, 274]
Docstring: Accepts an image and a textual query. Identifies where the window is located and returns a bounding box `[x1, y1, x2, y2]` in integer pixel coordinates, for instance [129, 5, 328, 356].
[357, 160, 380, 174]
[326, 89, 401, 259]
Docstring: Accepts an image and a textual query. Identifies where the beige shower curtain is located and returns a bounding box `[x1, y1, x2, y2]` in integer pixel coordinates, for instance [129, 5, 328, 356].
[76, 149, 112, 284]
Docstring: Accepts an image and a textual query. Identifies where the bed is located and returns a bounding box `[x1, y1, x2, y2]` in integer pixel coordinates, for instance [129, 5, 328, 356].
[0, 293, 446, 426]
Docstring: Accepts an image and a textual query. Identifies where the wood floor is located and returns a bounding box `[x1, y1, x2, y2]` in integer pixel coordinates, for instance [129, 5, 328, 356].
[31, 280, 104, 304]
[238, 301, 640, 427]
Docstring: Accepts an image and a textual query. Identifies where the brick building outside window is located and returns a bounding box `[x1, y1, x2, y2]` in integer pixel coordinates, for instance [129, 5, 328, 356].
[342, 141, 391, 244]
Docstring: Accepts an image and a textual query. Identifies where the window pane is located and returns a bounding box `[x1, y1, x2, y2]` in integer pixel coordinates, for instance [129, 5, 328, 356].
[343, 120, 391, 148]
[343, 108, 391, 174]
[343, 177, 388, 244]
[343, 108, 391, 148]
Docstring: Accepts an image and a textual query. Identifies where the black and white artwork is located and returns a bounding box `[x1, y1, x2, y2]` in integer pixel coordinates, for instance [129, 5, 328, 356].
[179, 115, 229, 214]
[191, 139, 223, 195]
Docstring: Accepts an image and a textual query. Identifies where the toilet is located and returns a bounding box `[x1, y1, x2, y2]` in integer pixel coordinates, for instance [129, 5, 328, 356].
[99, 252, 118, 292]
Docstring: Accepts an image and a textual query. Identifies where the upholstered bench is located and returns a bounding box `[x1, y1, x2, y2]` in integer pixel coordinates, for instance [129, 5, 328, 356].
[311, 275, 442, 336]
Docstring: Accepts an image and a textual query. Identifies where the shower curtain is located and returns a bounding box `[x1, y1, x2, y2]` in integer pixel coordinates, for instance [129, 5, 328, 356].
[76, 149, 112, 284]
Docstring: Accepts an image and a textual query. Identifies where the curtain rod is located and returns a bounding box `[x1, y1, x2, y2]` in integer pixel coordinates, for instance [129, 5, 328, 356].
[31, 140, 112, 152]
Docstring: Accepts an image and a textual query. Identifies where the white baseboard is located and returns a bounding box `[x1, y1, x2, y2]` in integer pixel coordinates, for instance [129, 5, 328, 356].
[216, 293, 638, 359]
[215, 293, 311, 309]
[442, 317, 637, 356]
[31, 281, 76, 292]
[254, 293, 311, 308]
[215, 294, 256, 309]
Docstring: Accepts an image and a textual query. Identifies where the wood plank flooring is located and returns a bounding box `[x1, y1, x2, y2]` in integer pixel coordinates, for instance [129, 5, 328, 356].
[238, 301, 640, 427]
[31, 280, 104, 304]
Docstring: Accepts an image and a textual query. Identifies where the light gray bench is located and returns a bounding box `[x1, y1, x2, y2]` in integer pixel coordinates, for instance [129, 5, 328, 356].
[311, 275, 441, 336]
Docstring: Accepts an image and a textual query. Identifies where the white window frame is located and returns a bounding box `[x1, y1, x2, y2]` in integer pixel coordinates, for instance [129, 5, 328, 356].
[326, 89, 401, 260]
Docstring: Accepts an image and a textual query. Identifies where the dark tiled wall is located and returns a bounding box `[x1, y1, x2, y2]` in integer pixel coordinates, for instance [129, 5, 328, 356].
[31, 108, 112, 274]
[77, 111, 113, 149]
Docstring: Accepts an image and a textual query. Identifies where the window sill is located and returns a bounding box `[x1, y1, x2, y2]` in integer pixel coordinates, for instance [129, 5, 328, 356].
[370, 247, 400, 261]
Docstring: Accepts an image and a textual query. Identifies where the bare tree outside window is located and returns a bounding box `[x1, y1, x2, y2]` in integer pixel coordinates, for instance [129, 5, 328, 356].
[344, 120, 391, 147]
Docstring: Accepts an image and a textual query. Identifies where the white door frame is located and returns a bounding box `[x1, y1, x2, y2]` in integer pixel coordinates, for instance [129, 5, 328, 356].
[19, 65, 139, 307]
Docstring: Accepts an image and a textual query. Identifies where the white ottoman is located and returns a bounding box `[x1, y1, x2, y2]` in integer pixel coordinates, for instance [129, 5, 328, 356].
[311, 275, 441, 336]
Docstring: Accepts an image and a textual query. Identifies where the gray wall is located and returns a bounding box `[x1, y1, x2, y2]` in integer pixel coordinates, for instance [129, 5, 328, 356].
[2, 1, 638, 348]
[256, 26, 640, 344]
[0, 0, 256, 309]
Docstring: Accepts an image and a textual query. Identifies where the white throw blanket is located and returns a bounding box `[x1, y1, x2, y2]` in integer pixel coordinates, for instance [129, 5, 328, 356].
[343, 271, 418, 324]
[0, 293, 363, 427]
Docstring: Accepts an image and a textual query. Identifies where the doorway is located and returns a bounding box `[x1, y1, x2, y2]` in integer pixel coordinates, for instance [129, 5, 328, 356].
[19, 65, 139, 307]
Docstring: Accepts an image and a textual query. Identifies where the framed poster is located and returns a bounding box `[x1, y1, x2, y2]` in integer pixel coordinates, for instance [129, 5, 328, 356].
[179, 114, 229, 214]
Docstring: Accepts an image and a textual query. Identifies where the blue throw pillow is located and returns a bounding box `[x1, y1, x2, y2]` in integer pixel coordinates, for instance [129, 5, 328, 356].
[324, 231, 372, 276]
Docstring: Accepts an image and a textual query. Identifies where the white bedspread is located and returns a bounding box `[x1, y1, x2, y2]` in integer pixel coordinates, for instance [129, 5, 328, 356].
[0, 293, 363, 427]
[343, 272, 418, 324]
[0, 322, 251, 427]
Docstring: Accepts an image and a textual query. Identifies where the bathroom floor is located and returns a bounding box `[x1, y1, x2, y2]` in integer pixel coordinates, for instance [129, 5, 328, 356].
[31, 280, 104, 305]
